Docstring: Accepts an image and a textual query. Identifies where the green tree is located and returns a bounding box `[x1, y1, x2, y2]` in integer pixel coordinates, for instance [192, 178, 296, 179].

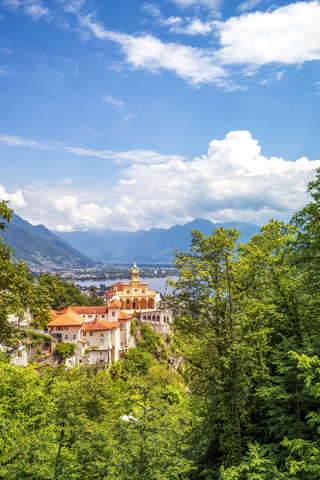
[55, 342, 76, 362]
[0, 201, 57, 342]
[167, 221, 307, 478]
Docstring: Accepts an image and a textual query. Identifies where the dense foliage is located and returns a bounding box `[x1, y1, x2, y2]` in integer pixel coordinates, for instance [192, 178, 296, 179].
[3, 169, 320, 478]
[0, 201, 59, 341]
[0, 364, 192, 480]
[40, 274, 105, 310]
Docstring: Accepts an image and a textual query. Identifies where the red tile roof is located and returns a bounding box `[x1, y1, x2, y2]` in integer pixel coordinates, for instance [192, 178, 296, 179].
[108, 282, 124, 291]
[81, 320, 121, 331]
[68, 306, 108, 314]
[47, 308, 83, 327]
[108, 299, 121, 309]
[118, 311, 133, 320]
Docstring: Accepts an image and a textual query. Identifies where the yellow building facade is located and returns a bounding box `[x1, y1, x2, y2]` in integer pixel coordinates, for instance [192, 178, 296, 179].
[106, 262, 161, 311]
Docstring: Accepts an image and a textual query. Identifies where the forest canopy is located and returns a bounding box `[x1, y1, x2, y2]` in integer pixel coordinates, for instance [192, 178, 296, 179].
[2, 169, 320, 479]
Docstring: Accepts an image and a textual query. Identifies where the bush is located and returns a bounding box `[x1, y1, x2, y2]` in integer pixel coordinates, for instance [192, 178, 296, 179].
[55, 342, 76, 360]
[130, 319, 138, 336]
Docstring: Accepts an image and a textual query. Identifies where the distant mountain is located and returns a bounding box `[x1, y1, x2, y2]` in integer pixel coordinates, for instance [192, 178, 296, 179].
[1, 213, 95, 270]
[54, 219, 261, 264]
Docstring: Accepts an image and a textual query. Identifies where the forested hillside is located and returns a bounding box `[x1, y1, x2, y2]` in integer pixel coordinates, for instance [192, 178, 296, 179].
[2, 169, 320, 479]
[1, 213, 95, 270]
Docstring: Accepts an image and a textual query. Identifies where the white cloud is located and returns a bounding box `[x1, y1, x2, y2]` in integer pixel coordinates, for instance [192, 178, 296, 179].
[0, 132, 184, 164]
[2, 0, 50, 19]
[164, 16, 182, 26]
[170, 18, 214, 35]
[0, 185, 26, 207]
[58, 177, 74, 185]
[9, 131, 320, 231]
[168, 0, 222, 10]
[75, 2, 320, 86]
[24, 1, 49, 19]
[0, 65, 15, 76]
[236, 0, 265, 13]
[215, 1, 320, 66]
[123, 114, 134, 123]
[50, 195, 112, 230]
[110, 130, 320, 229]
[79, 14, 226, 85]
[104, 94, 123, 107]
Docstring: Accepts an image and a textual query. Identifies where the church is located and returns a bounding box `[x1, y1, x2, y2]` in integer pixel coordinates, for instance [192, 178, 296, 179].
[106, 261, 161, 311]
[106, 262, 172, 335]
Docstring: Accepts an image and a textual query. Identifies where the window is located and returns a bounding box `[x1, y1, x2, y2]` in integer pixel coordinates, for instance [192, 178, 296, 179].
[101, 315, 105, 318]
[100, 334, 104, 341]
[142, 290, 145, 294]
[100, 351, 103, 356]
[65, 335, 69, 340]
[83, 332, 86, 337]
[134, 289, 138, 292]
[112, 311, 115, 316]
[73, 334, 76, 340]
[90, 332, 93, 336]
[143, 316, 146, 320]
[88, 315, 92, 318]
[63, 326, 68, 331]
[83, 315, 85, 318]
[57, 326, 61, 331]
[127, 290, 130, 294]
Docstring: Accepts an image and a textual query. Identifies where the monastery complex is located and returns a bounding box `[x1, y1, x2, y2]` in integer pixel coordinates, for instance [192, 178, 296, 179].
[106, 261, 161, 311]
[46, 263, 172, 367]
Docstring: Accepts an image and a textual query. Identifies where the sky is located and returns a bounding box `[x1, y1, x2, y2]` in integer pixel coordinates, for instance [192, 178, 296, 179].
[1, 0, 320, 232]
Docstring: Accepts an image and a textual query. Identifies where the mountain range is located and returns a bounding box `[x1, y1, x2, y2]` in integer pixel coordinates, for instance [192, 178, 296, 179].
[1, 213, 95, 270]
[54, 219, 261, 264]
[1, 214, 261, 268]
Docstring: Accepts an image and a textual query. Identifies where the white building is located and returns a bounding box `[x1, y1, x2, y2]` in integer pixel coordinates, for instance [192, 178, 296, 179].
[47, 304, 132, 366]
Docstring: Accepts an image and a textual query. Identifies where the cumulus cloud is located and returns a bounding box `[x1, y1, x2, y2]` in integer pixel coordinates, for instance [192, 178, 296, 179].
[75, 2, 320, 86]
[3, 0, 320, 86]
[8, 131, 320, 231]
[0, 185, 26, 207]
[50, 195, 112, 230]
[170, 18, 214, 35]
[110, 130, 320, 229]
[215, 1, 320, 65]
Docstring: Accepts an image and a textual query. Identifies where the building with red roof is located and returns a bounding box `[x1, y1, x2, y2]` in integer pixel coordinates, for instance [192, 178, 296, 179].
[47, 302, 133, 366]
[106, 261, 161, 311]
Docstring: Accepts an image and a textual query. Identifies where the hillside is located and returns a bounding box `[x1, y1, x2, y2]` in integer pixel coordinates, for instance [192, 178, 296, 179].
[1, 213, 96, 270]
[54, 219, 260, 263]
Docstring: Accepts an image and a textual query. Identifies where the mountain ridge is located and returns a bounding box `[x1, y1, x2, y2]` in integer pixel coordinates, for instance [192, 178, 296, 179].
[54, 219, 261, 263]
[1, 213, 96, 270]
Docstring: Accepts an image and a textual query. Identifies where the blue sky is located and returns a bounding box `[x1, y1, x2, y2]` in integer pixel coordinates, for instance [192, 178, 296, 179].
[1, 0, 320, 232]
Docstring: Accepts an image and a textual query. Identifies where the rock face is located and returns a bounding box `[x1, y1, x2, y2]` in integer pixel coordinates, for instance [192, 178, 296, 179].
[1, 213, 95, 270]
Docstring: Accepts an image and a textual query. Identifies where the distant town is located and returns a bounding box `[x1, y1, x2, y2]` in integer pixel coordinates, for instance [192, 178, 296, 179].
[55, 265, 178, 282]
